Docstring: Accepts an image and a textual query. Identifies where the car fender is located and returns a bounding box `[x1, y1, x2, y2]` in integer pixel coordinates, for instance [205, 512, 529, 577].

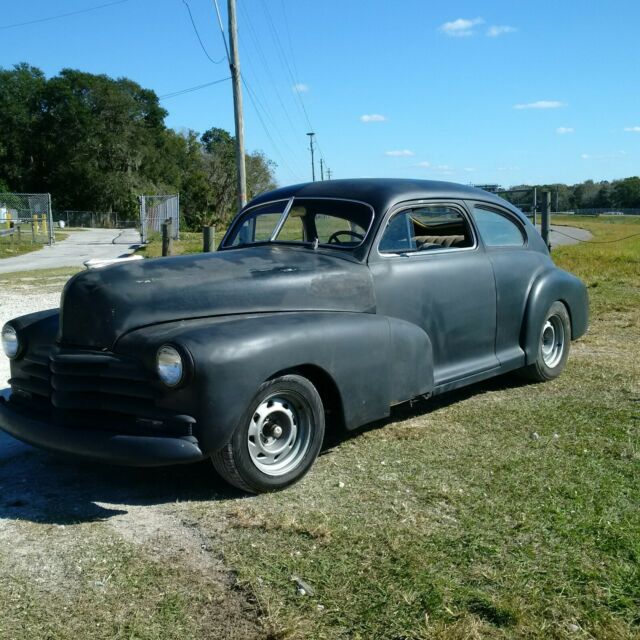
[117, 311, 434, 454]
[522, 268, 588, 363]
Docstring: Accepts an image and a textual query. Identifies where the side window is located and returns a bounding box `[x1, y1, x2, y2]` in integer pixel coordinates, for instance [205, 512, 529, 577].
[472, 206, 525, 247]
[379, 205, 474, 254]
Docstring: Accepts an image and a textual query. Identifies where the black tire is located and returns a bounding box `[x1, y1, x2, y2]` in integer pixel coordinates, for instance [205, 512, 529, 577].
[211, 374, 325, 493]
[519, 301, 571, 382]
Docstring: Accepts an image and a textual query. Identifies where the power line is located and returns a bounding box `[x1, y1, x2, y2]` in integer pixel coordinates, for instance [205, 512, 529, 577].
[182, 0, 225, 64]
[1, 0, 130, 30]
[241, 76, 302, 181]
[159, 76, 230, 100]
[551, 227, 640, 244]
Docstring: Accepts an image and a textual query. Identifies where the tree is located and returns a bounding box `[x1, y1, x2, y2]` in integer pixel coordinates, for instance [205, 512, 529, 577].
[612, 177, 640, 208]
[0, 63, 46, 192]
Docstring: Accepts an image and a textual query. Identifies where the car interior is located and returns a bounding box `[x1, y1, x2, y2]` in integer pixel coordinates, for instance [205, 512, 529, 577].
[379, 206, 474, 253]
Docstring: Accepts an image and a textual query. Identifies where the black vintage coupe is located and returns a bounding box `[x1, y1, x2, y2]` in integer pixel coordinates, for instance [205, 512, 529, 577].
[0, 180, 588, 492]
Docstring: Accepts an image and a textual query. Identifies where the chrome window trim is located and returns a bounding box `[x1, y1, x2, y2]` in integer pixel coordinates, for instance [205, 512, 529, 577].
[374, 200, 479, 259]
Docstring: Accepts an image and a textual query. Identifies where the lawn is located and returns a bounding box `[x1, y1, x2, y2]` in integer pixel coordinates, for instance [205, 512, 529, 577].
[0, 232, 68, 259]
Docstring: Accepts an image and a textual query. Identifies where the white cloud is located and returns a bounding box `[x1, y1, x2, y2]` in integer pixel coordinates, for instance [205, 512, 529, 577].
[486, 25, 517, 37]
[556, 127, 574, 134]
[439, 17, 484, 37]
[292, 83, 309, 93]
[624, 126, 640, 132]
[514, 100, 566, 110]
[385, 149, 414, 157]
[360, 114, 386, 123]
[581, 151, 625, 160]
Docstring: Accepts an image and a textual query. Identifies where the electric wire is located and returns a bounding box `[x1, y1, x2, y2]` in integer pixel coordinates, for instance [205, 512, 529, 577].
[1, 0, 130, 30]
[182, 0, 225, 64]
[238, 2, 302, 144]
[260, 0, 329, 174]
[241, 76, 302, 181]
[159, 76, 230, 100]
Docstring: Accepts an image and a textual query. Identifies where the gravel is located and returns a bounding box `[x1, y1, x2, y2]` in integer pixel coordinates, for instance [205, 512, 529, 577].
[0, 284, 62, 387]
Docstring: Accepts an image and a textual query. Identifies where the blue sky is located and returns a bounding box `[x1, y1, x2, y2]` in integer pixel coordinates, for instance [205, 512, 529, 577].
[2, 0, 639, 187]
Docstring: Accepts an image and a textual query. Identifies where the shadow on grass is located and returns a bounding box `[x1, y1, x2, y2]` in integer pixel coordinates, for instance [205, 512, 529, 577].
[0, 373, 530, 526]
[322, 371, 532, 450]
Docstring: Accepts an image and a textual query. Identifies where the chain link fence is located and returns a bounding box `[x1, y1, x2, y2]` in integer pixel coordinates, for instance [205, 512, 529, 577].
[53, 210, 138, 229]
[139, 195, 179, 243]
[0, 193, 54, 246]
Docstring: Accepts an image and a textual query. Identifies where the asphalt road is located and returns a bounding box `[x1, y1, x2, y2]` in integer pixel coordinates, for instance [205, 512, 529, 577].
[0, 227, 141, 274]
[537, 224, 592, 246]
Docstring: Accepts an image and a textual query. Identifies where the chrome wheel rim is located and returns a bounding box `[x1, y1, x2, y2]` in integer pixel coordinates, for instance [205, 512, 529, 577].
[247, 392, 312, 476]
[541, 315, 565, 368]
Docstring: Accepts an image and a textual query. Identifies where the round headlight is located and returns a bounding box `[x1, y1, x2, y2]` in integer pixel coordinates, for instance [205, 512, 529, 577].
[156, 345, 184, 387]
[1, 324, 19, 359]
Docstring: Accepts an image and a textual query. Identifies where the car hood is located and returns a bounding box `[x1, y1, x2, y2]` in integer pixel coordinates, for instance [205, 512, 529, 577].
[59, 245, 376, 349]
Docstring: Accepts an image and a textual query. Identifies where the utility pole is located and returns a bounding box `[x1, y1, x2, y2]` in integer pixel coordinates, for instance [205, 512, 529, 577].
[326, 168, 332, 180]
[228, 0, 247, 209]
[306, 132, 316, 181]
[320, 158, 325, 181]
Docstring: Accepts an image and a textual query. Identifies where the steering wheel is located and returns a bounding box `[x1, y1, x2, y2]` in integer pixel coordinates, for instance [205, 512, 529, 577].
[327, 230, 365, 244]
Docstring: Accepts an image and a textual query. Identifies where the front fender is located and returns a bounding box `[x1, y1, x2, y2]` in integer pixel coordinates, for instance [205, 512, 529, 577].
[118, 312, 432, 454]
[522, 268, 588, 364]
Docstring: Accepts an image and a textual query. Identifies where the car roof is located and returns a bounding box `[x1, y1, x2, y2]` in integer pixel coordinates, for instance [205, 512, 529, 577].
[247, 178, 524, 219]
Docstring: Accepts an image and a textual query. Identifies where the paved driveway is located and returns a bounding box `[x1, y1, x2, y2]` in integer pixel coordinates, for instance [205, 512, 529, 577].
[0, 228, 141, 274]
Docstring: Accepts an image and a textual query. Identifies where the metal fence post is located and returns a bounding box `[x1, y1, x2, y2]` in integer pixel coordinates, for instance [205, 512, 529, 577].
[47, 193, 54, 244]
[541, 191, 551, 250]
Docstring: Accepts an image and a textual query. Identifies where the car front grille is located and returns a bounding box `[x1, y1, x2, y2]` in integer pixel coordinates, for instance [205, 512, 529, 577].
[8, 347, 195, 437]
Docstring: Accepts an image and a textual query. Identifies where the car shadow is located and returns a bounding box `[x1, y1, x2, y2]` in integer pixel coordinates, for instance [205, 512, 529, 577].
[0, 373, 531, 526]
[321, 371, 533, 450]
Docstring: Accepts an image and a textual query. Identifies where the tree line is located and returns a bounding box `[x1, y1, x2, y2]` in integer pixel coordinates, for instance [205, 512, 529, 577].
[498, 177, 640, 212]
[0, 63, 277, 228]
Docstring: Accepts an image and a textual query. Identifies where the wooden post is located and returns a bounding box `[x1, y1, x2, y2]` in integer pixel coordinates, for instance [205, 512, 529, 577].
[203, 226, 215, 252]
[541, 190, 551, 250]
[162, 219, 173, 256]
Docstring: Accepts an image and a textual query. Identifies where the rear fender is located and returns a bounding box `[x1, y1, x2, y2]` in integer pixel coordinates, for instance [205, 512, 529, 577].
[522, 269, 588, 363]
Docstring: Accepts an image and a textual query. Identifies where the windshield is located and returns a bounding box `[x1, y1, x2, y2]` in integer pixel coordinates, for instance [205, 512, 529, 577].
[223, 197, 374, 250]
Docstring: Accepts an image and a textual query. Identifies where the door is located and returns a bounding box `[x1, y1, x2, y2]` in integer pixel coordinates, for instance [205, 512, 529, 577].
[467, 201, 547, 370]
[369, 201, 499, 386]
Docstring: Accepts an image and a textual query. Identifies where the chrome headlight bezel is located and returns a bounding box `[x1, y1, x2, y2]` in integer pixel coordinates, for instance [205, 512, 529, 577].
[1, 324, 20, 360]
[156, 344, 185, 388]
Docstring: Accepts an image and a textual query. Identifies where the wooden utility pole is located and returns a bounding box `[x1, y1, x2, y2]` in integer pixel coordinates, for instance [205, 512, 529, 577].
[228, 0, 247, 209]
[320, 158, 325, 181]
[327, 168, 332, 180]
[541, 190, 551, 250]
[307, 132, 316, 181]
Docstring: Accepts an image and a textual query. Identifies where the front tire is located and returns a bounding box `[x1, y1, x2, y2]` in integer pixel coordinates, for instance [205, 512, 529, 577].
[212, 375, 325, 493]
[519, 301, 571, 382]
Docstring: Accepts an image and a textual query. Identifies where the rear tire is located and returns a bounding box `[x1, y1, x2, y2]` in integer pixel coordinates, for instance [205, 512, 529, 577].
[212, 375, 325, 493]
[519, 301, 571, 382]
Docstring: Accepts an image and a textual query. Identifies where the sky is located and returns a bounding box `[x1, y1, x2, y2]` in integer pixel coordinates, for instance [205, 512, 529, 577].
[1, 0, 639, 188]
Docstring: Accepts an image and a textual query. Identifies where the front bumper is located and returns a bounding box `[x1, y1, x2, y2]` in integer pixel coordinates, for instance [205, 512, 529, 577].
[0, 395, 205, 467]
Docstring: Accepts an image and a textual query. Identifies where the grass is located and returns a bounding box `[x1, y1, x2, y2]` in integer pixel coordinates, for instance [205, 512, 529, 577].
[136, 231, 214, 258]
[188, 215, 639, 639]
[0, 232, 68, 259]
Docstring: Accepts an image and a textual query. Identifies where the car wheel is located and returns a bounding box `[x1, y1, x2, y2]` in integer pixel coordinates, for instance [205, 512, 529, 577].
[212, 374, 325, 493]
[519, 301, 571, 382]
